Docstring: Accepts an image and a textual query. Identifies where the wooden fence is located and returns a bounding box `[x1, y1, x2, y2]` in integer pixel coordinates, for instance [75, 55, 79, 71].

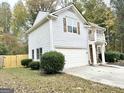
[0, 54, 28, 68]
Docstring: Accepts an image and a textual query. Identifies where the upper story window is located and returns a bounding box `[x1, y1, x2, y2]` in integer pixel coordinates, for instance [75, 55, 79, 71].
[67, 25, 78, 33]
[63, 17, 80, 34]
[97, 30, 104, 35]
[68, 26, 72, 33]
[73, 27, 77, 33]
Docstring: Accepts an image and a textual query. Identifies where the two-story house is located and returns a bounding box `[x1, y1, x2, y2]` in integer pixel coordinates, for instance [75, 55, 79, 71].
[27, 4, 106, 68]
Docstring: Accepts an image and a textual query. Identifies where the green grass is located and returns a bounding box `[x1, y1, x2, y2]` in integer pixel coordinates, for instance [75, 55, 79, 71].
[0, 68, 124, 93]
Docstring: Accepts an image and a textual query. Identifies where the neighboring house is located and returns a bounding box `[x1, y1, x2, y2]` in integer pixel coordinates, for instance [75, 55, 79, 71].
[27, 4, 106, 68]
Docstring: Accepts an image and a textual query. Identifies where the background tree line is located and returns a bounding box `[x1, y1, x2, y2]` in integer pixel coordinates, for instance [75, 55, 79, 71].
[0, 0, 123, 55]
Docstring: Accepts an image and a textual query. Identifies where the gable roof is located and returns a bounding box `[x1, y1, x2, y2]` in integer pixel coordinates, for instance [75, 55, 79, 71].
[51, 4, 88, 24]
[27, 4, 89, 34]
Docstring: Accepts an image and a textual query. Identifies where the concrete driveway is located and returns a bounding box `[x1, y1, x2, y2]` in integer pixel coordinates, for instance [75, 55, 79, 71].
[64, 65, 124, 89]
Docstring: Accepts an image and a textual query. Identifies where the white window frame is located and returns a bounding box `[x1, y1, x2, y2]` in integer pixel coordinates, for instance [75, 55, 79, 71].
[67, 17, 78, 34]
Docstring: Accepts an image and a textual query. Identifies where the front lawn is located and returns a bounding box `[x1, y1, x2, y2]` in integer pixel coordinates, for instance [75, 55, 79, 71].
[0, 68, 124, 93]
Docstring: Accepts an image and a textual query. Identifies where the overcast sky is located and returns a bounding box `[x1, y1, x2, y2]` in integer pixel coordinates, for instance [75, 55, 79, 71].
[0, 0, 18, 8]
[104, 0, 110, 6]
[0, 0, 110, 9]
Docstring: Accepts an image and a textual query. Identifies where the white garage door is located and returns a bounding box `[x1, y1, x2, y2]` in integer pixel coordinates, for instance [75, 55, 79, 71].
[55, 48, 88, 68]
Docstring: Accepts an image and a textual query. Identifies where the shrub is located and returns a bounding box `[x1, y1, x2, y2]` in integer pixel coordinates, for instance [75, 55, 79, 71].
[105, 52, 120, 63]
[120, 53, 124, 60]
[41, 51, 65, 74]
[21, 59, 32, 67]
[29, 61, 40, 70]
[0, 44, 9, 55]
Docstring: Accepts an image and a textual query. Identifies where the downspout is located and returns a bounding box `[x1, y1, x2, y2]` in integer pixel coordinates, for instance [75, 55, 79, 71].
[48, 14, 58, 51]
[49, 18, 54, 51]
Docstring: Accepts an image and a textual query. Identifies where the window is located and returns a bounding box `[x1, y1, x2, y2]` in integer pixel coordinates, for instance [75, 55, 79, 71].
[36, 48, 42, 60]
[73, 27, 77, 33]
[89, 30, 92, 34]
[66, 17, 80, 34]
[37, 49, 40, 59]
[97, 47, 101, 54]
[40, 48, 42, 55]
[32, 50, 34, 59]
[68, 26, 78, 34]
[68, 26, 73, 32]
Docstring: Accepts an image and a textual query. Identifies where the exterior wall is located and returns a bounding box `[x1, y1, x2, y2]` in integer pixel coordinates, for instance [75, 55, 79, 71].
[52, 10, 88, 49]
[28, 21, 50, 61]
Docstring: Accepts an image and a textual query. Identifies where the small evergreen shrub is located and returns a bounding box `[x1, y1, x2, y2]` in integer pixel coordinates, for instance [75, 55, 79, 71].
[21, 59, 32, 67]
[105, 52, 120, 62]
[120, 53, 124, 60]
[29, 61, 40, 70]
[41, 51, 65, 74]
[0, 44, 9, 55]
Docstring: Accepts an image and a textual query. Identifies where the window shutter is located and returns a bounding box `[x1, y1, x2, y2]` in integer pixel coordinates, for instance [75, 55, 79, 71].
[63, 18, 67, 32]
[77, 22, 80, 34]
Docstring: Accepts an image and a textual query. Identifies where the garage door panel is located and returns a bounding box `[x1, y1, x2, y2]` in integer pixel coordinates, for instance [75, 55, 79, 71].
[56, 48, 88, 68]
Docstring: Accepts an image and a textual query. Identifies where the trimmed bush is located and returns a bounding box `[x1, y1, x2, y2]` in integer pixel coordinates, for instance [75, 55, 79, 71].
[120, 53, 124, 60]
[105, 52, 120, 62]
[29, 61, 40, 70]
[41, 51, 65, 74]
[0, 44, 9, 55]
[21, 59, 32, 67]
